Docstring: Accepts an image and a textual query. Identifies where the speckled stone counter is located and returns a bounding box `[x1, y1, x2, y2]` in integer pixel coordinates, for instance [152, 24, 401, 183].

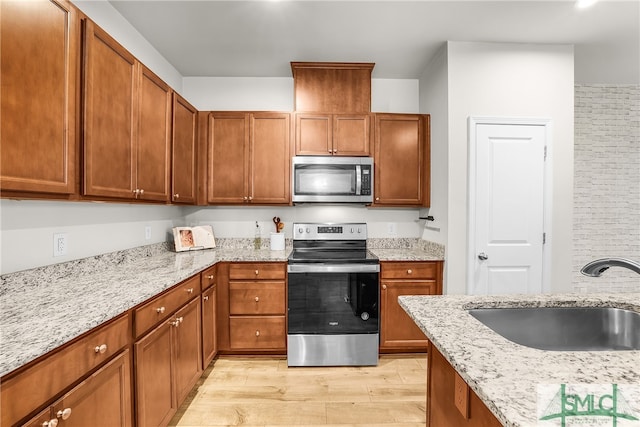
[368, 237, 445, 261]
[398, 293, 640, 426]
[0, 242, 290, 378]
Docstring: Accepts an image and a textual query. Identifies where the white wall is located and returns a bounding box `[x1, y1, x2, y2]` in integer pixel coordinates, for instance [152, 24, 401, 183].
[182, 77, 419, 113]
[183, 205, 424, 240]
[0, 200, 186, 274]
[72, 0, 183, 91]
[444, 41, 575, 294]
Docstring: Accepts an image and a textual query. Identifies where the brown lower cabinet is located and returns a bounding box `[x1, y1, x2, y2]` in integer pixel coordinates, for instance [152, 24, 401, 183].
[380, 261, 443, 352]
[201, 265, 218, 369]
[135, 297, 202, 427]
[428, 343, 501, 427]
[24, 350, 132, 427]
[217, 262, 287, 353]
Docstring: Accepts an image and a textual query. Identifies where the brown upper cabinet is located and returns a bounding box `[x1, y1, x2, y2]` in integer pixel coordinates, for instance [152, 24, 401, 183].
[291, 62, 374, 113]
[373, 113, 430, 207]
[83, 20, 172, 202]
[0, 0, 79, 196]
[295, 113, 371, 156]
[207, 112, 291, 205]
[171, 93, 198, 204]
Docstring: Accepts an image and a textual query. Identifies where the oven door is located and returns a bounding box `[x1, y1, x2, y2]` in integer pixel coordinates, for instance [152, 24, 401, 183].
[287, 264, 379, 335]
[287, 263, 380, 366]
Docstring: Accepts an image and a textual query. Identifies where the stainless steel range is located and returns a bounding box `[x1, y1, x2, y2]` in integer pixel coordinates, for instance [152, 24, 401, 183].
[287, 223, 380, 366]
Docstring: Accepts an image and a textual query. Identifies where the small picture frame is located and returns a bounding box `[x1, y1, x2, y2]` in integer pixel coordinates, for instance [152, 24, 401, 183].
[173, 225, 216, 252]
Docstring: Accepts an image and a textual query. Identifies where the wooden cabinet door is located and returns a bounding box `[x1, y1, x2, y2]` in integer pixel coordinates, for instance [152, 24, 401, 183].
[136, 65, 171, 201]
[135, 320, 176, 427]
[207, 112, 249, 203]
[428, 344, 502, 427]
[250, 113, 291, 204]
[201, 285, 218, 369]
[173, 298, 202, 405]
[1, 0, 78, 195]
[333, 114, 371, 156]
[83, 20, 138, 199]
[380, 280, 435, 351]
[374, 114, 429, 206]
[295, 113, 332, 155]
[171, 93, 198, 204]
[51, 350, 133, 427]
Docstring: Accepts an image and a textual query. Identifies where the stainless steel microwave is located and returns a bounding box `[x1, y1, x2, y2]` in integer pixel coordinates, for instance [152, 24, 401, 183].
[291, 156, 374, 203]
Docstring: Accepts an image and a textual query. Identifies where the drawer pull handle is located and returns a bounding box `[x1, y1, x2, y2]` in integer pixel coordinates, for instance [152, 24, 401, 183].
[94, 344, 107, 354]
[203, 295, 209, 301]
[255, 330, 260, 337]
[57, 408, 72, 420]
[186, 288, 194, 294]
[255, 270, 259, 275]
[42, 419, 58, 427]
[206, 275, 214, 280]
[156, 307, 166, 314]
[407, 269, 413, 274]
[254, 296, 260, 302]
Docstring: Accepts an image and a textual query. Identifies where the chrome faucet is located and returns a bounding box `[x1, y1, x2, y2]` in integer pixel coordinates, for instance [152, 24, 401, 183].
[580, 258, 640, 277]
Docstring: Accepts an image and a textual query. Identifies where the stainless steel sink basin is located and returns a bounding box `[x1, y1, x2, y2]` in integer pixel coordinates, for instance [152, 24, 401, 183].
[468, 307, 640, 351]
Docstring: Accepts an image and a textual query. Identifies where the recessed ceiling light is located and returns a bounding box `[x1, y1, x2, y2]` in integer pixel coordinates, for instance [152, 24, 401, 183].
[576, 0, 598, 9]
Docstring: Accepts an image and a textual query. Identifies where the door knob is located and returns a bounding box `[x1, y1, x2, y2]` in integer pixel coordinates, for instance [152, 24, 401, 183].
[478, 252, 489, 261]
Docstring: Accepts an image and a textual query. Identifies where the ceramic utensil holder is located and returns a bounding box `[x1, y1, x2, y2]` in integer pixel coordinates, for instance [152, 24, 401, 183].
[270, 232, 285, 251]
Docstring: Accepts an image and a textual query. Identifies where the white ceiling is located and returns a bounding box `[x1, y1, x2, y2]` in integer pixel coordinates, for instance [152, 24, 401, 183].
[109, 0, 640, 84]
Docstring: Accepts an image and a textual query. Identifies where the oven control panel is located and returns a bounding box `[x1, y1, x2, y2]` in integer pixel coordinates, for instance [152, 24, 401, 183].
[293, 223, 367, 240]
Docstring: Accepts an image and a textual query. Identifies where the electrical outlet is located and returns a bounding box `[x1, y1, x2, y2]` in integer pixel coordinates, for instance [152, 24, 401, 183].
[53, 233, 68, 257]
[387, 222, 397, 236]
[145, 225, 152, 240]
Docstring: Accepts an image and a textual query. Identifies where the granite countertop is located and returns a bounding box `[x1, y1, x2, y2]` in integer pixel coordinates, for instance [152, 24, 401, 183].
[0, 237, 444, 378]
[398, 293, 640, 426]
[0, 244, 290, 378]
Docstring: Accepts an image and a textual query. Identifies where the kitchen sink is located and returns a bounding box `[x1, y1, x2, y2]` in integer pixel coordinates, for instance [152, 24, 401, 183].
[468, 307, 640, 351]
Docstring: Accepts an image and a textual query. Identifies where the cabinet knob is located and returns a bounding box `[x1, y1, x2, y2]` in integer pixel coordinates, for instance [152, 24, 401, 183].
[156, 307, 166, 314]
[333, 149, 337, 153]
[57, 408, 72, 420]
[206, 275, 214, 280]
[243, 196, 248, 201]
[254, 296, 260, 302]
[248, 196, 253, 201]
[382, 284, 387, 290]
[203, 295, 209, 301]
[174, 193, 180, 199]
[375, 197, 380, 201]
[328, 150, 332, 153]
[94, 344, 107, 354]
[255, 330, 260, 337]
[177, 317, 184, 323]
[42, 419, 58, 427]
[255, 270, 259, 275]
[139, 189, 144, 195]
[186, 288, 194, 294]
[407, 269, 413, 274]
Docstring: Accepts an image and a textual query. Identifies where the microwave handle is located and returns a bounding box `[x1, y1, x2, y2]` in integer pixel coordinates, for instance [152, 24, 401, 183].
[355, 165, 362, 195]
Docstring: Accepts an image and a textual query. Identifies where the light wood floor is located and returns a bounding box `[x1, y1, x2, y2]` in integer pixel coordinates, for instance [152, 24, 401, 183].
[170, 355, 427, 427]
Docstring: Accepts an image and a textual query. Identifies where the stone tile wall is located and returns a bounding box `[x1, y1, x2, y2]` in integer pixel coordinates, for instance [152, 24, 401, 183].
[573, 85, 640, 292]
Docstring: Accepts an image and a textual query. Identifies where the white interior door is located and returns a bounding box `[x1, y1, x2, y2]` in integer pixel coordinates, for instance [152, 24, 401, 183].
[468, 118, 549, 295]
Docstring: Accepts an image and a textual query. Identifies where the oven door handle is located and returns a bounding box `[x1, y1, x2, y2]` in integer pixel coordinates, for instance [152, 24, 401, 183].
[287, 263, 380, 273]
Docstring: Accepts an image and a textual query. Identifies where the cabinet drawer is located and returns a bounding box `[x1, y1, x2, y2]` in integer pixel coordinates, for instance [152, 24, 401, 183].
[380, 261, 438, 279]
[134, 275, 200, 337]
[1, 314, 129, 427]
[229, 263, 285, 280]
[229, 316, 286, 350]
[201, 265, 217, 289]
[229, 282, 285, 315]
